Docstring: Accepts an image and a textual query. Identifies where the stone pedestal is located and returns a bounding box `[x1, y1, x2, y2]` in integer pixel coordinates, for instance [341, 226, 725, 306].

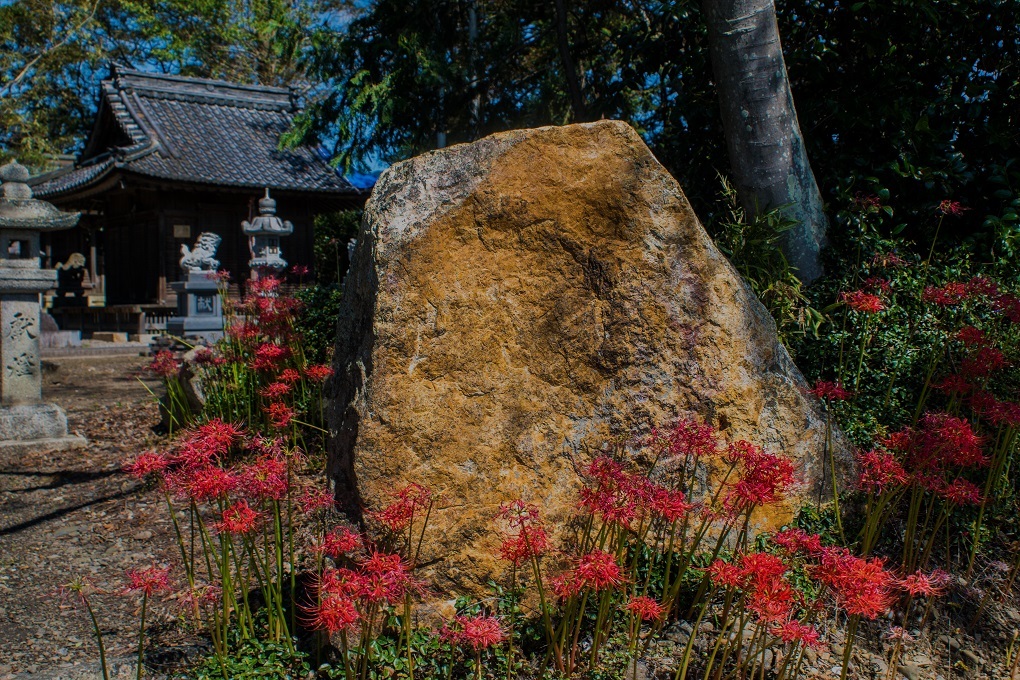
[0, 159, 86, 455]
[167, 270, 224, 343]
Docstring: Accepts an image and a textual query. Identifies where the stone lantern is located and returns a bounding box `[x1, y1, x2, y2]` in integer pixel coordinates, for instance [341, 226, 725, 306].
[0, 160, 86, 453]
[242, 188, 293, 279]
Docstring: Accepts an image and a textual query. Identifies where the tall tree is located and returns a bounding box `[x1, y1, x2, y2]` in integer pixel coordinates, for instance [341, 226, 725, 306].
[0, 0, 350, 164]
[703, 0, 827, 282]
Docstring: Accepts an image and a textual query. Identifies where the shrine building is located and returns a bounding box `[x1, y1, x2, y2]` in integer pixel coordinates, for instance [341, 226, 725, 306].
[28, 65, 365, 332]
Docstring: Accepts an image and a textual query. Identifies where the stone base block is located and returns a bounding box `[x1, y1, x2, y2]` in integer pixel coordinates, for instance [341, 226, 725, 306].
[92, 331, 128, 343]
[0, 434, 87, 455]
[0, 403, 86, 454]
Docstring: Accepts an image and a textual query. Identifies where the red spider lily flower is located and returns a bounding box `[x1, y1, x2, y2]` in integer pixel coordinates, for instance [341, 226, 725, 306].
[124, 565, 172, 596]
[923, 282, 969, 306]
[277, 368, 302, 383]
[840, 290, 885, 314]
[498, 500, 541, 528]
[187, 418, 245, 457]
[315, 566, 367, 599]
[871, 251, 907, 268]
[815, 548, 897, 619]
[573, 550, 626, 592]
[663, 418, 720, 458]
[250, 343, 291, 371]
[497, 501, 549, 565]
[970, 393, 1020, 428]
[373, 483, 433, 532]
[263, 402, 295, 429]
[214, 500, 261, 535]
[853, 193, 881, 211]
[396, 482, 433, 507]
[211, 270, 232, 283]
[808, 380, 852, 401]
[863, 277, 892, 295]
[315, 527, 363, 558]
[955, 326, 987, 347]
[291, 264, 311, 277]
[358, 551, 424, 603]
[306, 593, 360, 634]
[961, 346, 1009, 379]
[726, 442, 796, 508]
[373, 500, 414, 532]
[259, 381, 292, 400]
[856, 449, 909, 494]
[191, 347, 226, 366]
[915, 413, 987, 469]
[498, 524, 549, 566]
[147, 350, 180, 378]
[737, 553, 795, 624]
[625, 596, 665, 621]
[994, 293, 1020, 323]
[900, 569, 950, 598]
[771, 620, 822, 648]
[550, 573, 581, 599]
[238, 455, 289, 501]
[173, 465, 239, 502]
[965, 277, 998, 298]
[248, 276, 282, 295]
[579, 457, 649, 525]
[441, 615, 505, 650]
[123, 451, 172, 479]
[937, 200, 967, 216]
[459, 615, 504, 650]
[940, 478, 983, 506]
[304, 364, 334, 383]
[933, 373, 971, 395]
[773, 528, 824, 555]
[299, 487, 336, 514]
[707, 559, 745, 588]
[177, 584, 221, 612]
[650, 487, 693, 522]
[885, 626, 915, 643]
[226, 320, 260, 342]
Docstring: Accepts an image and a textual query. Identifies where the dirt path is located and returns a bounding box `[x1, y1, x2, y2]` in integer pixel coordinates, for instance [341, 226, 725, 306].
[0, 355, 182, 679]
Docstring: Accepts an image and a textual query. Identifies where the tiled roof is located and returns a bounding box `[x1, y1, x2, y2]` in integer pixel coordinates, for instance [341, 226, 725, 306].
[32, 67, 357, 198]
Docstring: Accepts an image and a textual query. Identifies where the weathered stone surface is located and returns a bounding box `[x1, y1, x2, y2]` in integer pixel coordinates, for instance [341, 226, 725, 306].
[327, 120, 848, 595]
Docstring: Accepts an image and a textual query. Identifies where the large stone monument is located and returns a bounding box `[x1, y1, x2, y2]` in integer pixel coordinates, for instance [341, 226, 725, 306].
[167, 232, 225, 343]
[327, 121, 851, 595]
[243, 188, 293, 278]
[0, 160, 86, 454]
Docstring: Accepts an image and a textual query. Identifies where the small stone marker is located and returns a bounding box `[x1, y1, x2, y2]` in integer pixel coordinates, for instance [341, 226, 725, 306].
[0, 159, 86, 454]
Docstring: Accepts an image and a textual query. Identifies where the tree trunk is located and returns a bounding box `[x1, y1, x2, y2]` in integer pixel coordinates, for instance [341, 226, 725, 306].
[553, 0, 586, 121]
[703, 0, 826, 283]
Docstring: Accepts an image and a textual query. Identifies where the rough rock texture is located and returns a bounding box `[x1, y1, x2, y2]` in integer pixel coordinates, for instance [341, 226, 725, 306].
[327, 120, 848, 595]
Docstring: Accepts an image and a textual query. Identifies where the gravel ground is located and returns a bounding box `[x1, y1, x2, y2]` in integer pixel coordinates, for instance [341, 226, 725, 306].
[0, 355, 184, 679]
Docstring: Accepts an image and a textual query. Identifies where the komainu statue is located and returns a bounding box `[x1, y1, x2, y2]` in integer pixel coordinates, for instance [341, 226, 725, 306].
[180, 232, 222, 271]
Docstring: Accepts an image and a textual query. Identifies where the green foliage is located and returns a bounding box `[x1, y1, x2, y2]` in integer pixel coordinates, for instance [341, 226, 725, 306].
[292, 209, 361, 364]
[708, 177, 823, 346]
[187, 637, 310, 679]
[311, 209, 361, 285]
[295, 283, 344, 364]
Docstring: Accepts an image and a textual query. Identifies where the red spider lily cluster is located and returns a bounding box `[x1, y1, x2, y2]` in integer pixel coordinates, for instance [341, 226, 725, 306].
[441, 615, 505, 650]
[496, 500, 549, 566]
[808, 380, 852, 401]
[147, 350, 181, 378]
[840, 289, 885, 314]
[124, 565, 173, 596]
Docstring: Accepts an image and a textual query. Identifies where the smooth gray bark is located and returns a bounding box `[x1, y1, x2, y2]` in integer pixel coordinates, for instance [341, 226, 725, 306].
[704, 0, 827, 283]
